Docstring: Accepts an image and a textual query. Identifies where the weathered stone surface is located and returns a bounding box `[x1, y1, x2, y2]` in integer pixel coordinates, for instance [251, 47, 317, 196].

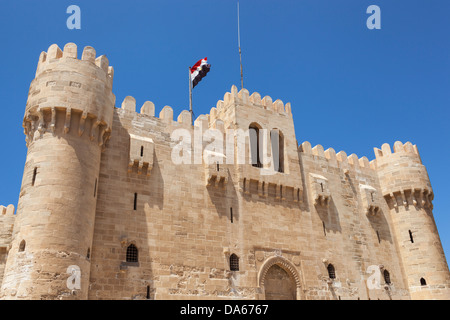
[0, 43, 449, 300]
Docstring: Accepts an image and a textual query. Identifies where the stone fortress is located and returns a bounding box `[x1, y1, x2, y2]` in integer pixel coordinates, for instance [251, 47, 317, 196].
[0, 42, 449, 300]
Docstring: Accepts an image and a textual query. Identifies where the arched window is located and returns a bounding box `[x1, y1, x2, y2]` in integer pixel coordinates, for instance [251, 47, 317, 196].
[19, 240, 26, 252]
[383, 270, 391, 284]
[327, 263, 336, 279]
[249, 124, 262, 168]
[126, 244, 138, 262]
[420, 277, 427, 286]
[270, 129, 284, 173]
[230, 254, 239, 271]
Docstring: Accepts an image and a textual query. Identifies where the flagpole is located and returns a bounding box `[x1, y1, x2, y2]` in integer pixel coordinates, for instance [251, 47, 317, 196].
[237, 0, 244, 90]
[189, 67, 193, 124]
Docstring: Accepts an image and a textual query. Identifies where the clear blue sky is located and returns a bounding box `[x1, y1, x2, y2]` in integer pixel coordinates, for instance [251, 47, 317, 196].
[0, 1, 449, 259]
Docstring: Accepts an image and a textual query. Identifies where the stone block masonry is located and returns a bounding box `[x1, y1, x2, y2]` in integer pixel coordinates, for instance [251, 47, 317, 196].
[0, 43, 449, 300]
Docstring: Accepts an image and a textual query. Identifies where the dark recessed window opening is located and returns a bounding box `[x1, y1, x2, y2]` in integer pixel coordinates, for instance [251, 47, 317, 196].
[146, 285, 150, 299]
[86, 248, 91, 260]
[19, 240, 26, 252]
[216, 162, 220, 171]
[327, 264, 336, 279]
[320, 182, 324, 192]
[134, 193, 138, 210]
[230, 253, 239, 271]
[270, 129, 284, 173]
[409, 230, 414, 243]
[383, 270, 391, 284]
[249, 125, 262, 168]
[32, 167, 37, 186]
[230, 207, 233, 223]
[420, 277, 427, 286]
[140, 146, 144, 157]
[126, 244, 138, 262]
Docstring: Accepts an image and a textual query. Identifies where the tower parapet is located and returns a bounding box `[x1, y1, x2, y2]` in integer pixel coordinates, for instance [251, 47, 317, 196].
[0, 43, 115, 300]
[24, 43, 115, 148]
[375, 141, 450, 299]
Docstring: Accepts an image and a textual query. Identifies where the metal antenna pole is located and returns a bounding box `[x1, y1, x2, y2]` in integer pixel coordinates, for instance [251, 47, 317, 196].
[189, 67, 193, 124]
[238, 0, 244, 90]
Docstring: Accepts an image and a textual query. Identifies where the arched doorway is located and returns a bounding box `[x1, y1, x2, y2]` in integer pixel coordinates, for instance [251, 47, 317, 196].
[264, 264, 296, 300]
[258, 256, 302, 300]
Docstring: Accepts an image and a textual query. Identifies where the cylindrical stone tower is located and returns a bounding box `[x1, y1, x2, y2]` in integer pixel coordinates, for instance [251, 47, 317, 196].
[375, 141, 450, 299]
[0, 43, 115, 299]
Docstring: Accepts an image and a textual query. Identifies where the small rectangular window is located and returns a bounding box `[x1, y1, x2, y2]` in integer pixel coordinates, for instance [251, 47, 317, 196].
[230, 207, 233, 223]
[134, 193, 138, 210]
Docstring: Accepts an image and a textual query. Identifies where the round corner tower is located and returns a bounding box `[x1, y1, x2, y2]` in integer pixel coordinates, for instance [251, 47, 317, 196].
[0, 43, 115, 299]
[375, 141, 450, 299]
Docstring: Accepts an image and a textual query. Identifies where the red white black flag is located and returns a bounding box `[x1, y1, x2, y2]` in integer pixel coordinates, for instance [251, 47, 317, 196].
[190, 57, 211, 89]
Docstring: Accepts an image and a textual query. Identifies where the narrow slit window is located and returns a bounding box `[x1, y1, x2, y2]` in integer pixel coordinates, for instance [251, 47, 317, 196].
[327, 264, 336, 279]
[86, 248, 91, 260]
[230, 254, 239, 271]
[140, 146, 144, 157]
[216, 162, 220, 172]
[323, 221, 326, 236]
[32, 167, 37, 186]
[134, 193, 138, 210]
[230, 207, 233, 223]
[146, 285, 150, 299]
[320, 182, 324, 192]
[383, 270, 391, 284]
[19, 240, 26, 252]
[94, 178, 98, 198]
[409, 230, 414, 243]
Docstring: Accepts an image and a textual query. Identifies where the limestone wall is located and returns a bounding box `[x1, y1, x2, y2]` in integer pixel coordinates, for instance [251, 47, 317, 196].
[0, 205, 15, 287]
[87, 86, 412, 300]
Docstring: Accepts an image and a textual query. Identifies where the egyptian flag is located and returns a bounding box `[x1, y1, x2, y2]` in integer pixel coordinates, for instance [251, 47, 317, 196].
[190, 57, 211, 89]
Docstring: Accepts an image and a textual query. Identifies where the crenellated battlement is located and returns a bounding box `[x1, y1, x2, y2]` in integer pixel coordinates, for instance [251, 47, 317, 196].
[24, 43, 116, 149]
[0, 205, 14, 217]
[118, 85, 292, 133]
[373, 141, 422, 168]
[374, 141, 432, 208]
[217, 85, 292, 116]
[35, 43, 114, 82]
[298, 141, 376, 172]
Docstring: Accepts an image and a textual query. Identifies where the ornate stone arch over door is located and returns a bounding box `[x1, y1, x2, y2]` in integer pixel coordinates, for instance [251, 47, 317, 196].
[257, 256, 302, 300]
